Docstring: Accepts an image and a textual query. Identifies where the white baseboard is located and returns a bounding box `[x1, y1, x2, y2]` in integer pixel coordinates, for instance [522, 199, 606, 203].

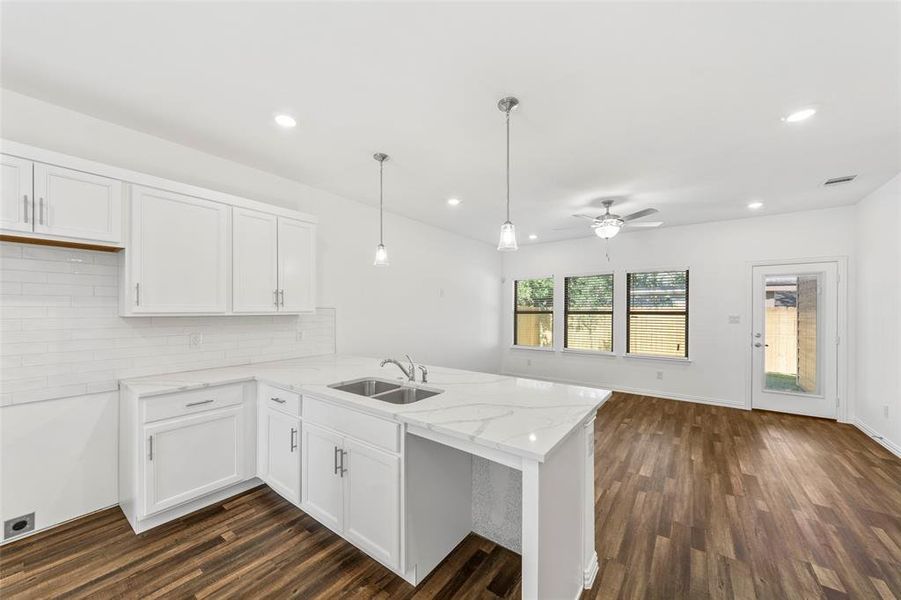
[583, 551, 599, 588]
[501, 371, 746, 411]
[0, 503, 118, 546]
[853, 419, 901, 458]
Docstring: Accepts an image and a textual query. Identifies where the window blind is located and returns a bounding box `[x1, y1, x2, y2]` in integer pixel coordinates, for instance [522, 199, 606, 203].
[514, 278, 554, 348]
[565, 274, 613, 352]
[626, 270, 688, 357]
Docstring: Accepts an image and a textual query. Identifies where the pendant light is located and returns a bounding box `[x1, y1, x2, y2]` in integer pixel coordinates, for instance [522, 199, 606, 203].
[497, 96, 520, 251]
[373, 152, 390, 266]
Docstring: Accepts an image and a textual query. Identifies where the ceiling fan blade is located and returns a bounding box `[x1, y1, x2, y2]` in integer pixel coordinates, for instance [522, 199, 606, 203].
[572, 213, 600, 220]
[621, 208, 659, 222]
[624, 221, 663, 229]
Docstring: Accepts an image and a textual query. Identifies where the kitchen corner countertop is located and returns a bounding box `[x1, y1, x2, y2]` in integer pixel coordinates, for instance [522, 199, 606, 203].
[120, 355, 611, 462]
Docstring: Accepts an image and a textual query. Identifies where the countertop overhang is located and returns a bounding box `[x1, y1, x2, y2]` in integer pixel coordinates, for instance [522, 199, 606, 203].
[121, 355, 611, 462]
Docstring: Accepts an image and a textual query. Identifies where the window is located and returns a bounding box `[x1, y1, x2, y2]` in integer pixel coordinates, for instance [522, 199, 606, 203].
[626, 270, 688, 358]
[514, 277, 554, 348]
[564, 274, 613, 352]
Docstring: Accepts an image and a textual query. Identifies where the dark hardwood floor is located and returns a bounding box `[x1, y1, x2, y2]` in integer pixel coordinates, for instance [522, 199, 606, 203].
[2, 393, 899, 599]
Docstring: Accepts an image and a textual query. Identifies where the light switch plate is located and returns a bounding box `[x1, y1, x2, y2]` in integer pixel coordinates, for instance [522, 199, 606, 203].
[728, 315, 741, 324]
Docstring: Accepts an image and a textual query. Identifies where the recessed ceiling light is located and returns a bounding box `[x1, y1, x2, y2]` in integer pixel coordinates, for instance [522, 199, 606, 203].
[748, 201, 764, 210]
[528, 234, 538, 240]
[274, 114, 297, 128]
[782, 108, 816, 123]
[447, 198, 461, 206]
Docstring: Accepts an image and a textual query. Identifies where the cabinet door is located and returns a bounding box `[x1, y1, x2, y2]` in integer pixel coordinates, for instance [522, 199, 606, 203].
[0, 155, 33, 233]
[301, 422, 343, 532]
[130, 185, 229, 313]
[33, 163, 122, 243]
[233, 208, 279, 313]
[264, 408, 301, 505]
[277, 217, 315, 313]
[143, 406, 245, 516]
[343, 438, 400, 569]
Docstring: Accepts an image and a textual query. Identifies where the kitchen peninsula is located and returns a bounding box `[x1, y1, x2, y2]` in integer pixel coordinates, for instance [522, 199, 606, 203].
[120, 355, 609, 600]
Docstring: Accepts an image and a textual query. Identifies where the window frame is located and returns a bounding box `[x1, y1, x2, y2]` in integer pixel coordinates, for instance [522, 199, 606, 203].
[513, 276, 555, 349]
[563, 272, 614, 353]
[625, 269, 690, 359]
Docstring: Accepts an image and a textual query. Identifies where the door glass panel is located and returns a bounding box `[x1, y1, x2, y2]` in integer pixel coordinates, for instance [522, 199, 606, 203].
[764, 273, 820, 394]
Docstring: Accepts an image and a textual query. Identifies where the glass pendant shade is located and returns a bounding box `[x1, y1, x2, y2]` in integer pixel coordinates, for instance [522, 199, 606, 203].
[593, 218, 623, 239]
[373, 243, 389, 266]
[497, 221, 518, 251]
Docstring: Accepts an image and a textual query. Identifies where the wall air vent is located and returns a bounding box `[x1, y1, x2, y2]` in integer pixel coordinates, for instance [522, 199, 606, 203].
[823, 175, 857, 186]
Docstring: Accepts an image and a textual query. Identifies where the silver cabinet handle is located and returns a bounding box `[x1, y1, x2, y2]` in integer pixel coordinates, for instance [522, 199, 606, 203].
[39, 197, 44, 224]
[278, 289, 285, 307]
[23, 194, 29, 223]
[185, 399, 214, 407]
[148, 436, 153, 461]
[290, 428, 297, 452]
[274, 289, 279, 307]
[334, 445, 340, 475]
[340, 449, 347, 477]
[135, 283, 141, 306]
[270, 397, 286, 404]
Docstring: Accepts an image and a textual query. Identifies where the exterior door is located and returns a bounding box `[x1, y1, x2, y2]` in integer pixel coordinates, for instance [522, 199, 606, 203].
[264, 408, 301, 505]
[343, 438, 400, 569]
[33, 163, 122, 243]
[143, 406, 245, 516]
[0, 155, 33, 233]
[129, 185, 229, 313]
[751, 262, 838, 418]
[301, 422, 343, 532]
[233, 208, 279, 313]
[277, 217, 315, 312]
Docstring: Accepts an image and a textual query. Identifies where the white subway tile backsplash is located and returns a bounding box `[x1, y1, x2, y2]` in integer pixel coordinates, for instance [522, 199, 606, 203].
[0, 241, 336, 405]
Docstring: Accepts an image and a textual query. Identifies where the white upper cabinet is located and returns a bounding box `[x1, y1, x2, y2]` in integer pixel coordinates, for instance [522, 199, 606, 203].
[0, 155, 33, 233]
[233, 210, 316, 314]
[127, 185, 229, 314]
[233, 208, 279, 313]
[278, 217, 316, 313]
[33, 163, 122, 243]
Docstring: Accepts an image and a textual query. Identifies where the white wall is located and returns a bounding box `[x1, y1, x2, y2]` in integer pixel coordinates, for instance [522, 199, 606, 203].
[500, 207, 855, 409]
[854, 175, 901, 454]
[0, 89, 501, 538]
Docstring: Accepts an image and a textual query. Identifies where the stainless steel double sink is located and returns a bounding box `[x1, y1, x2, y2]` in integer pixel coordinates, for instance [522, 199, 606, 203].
[327, 377, 442, 405]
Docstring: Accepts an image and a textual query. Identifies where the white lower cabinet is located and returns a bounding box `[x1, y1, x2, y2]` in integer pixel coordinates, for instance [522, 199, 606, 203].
[302, 422, 345, 532]
[143, 405, 246, 516]
[302, 415, 402, 571]
[343, 438, 401, 568]
[259, 406, 301, 505]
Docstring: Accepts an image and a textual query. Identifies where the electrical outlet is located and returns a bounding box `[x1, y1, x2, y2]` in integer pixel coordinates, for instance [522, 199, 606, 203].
[728, 315, 741, 324]
[189, 333, 203, 348]
[4, 512, 34, 540]
[656, 371, 664, 380]
[296, 331, 305, 342]
[526, 358, 532, 367]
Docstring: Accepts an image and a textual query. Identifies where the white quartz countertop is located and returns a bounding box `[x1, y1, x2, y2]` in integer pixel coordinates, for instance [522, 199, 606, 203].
[120, 355, 610, 462]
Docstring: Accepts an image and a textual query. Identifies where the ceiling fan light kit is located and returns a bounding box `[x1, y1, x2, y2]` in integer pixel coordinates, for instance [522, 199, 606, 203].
[574, 199, 659, 241]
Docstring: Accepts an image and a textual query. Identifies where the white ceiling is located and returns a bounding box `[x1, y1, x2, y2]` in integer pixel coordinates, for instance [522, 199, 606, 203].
[2, 2, 899, 244]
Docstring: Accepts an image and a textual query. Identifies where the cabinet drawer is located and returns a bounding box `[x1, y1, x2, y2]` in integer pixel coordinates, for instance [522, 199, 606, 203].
[304, 396, 400, 453]
[143, 384, 244, 423]
[259, 382, 301, 416]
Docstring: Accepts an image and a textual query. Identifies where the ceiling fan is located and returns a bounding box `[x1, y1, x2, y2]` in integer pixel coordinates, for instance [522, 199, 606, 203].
[572, 200, 660, 239]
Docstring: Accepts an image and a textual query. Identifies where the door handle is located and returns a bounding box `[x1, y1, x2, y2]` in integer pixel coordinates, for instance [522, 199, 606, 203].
[278, 289, 285, 307]
[290, 428, 297, 452]
[23, 194, 29, 223]
[340, 449, 347, 477]
[39, 197, 45, 224]
[274, 289, 279, 307]
[334, 445, 340, 475]
[148, 436, 153, 461]
[270, 397, 286, 404]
